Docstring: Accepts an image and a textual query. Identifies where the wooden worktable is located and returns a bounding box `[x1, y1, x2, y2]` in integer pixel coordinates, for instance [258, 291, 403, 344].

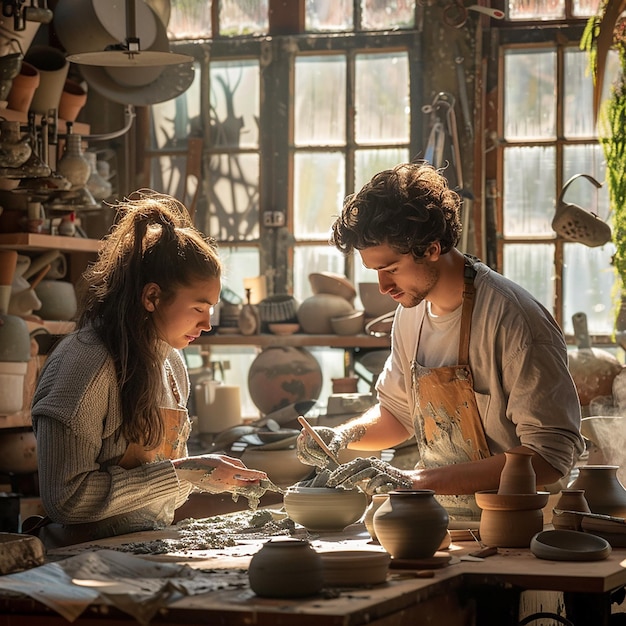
[1, 522, 625, 625]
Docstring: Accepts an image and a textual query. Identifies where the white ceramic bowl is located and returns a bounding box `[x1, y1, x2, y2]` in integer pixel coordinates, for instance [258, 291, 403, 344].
[283, 486, 368, 532]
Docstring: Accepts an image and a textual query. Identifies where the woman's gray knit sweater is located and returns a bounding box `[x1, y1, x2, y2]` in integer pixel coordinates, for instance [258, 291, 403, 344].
[31, 327, 192, 537]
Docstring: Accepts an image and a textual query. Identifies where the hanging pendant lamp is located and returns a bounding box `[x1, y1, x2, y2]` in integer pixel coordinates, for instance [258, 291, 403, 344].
[66, 0, 192, 68]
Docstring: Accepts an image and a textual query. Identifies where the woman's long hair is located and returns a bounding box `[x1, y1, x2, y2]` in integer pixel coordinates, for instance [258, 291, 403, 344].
[78, 191, 221, 448]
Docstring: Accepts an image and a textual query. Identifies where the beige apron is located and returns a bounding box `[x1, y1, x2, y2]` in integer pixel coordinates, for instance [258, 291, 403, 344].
[35, 362, 190, 548]
[410, 259, 490, 521]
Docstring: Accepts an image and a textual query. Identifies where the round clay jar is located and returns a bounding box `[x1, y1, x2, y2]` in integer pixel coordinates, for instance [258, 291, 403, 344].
[373, 490, 449, 559]
[248, 538, 323, 598]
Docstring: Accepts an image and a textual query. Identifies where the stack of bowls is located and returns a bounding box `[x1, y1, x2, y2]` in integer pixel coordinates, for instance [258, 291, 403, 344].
[298, 272, 363, 335]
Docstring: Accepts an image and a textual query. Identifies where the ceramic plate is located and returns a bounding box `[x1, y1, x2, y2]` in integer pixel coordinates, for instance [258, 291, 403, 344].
[365, 312, 395, 336]
[530, 529, 612, 561]
[318, 549, 390, 586]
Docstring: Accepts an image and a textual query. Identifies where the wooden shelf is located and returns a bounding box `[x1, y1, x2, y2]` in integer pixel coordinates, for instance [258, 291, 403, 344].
[0, 232, 101, 253]
[197, 333, 390, 349]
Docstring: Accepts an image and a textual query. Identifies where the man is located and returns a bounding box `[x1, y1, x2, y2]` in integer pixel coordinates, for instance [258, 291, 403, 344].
[297, 162, 584, 520]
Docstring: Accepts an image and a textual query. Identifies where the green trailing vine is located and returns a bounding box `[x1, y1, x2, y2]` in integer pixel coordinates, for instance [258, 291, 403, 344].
[582, 8, 626, 317]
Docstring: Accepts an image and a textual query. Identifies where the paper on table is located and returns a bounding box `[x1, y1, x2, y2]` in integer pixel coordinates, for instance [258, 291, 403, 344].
[0, 549, 231, 624]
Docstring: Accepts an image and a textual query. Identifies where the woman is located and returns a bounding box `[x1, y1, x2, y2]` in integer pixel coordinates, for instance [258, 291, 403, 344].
[31, 191, 271, 548]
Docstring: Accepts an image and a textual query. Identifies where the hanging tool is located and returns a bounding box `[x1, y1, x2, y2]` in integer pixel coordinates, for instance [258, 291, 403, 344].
[454, 41, 473, 140]
[422, 92, 464, 192]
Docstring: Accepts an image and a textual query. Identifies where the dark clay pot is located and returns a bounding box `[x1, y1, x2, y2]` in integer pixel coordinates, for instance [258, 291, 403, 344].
[248, 538, 323, 598]
[569, 465, 626, 518]
[372, 490, 449, 559]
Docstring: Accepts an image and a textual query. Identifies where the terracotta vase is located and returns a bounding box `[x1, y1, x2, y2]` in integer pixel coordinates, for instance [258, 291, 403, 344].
[248, 537, 323, 598]
[498, 450, 537, 495]
[58, 79, 87, 122]
[6, 61, 40, 113]
[569, 465, 626, 518]
[552, 489, 591, 531]
[372, 489, 449, 559]
[475, 491, 549, 548]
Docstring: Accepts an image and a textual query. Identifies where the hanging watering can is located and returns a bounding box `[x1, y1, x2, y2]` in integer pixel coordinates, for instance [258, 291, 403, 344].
[551, 174, 611, 247]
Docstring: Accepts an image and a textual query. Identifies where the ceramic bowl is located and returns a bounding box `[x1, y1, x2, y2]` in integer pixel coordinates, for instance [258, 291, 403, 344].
[309, 271, 357, 303]
[530, 529, 612, 561]
[297, 294, 354, 334]
[283, 486, 368, 532]
[318, 549, 390, 586]
[268, 323, 300, 335]
[358, 283, 397, 318]
[330, 310, 365, 336]
[0, 361, 27, 415]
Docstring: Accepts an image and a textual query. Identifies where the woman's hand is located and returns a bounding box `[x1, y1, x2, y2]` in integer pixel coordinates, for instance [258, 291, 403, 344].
[173, 454, 269, 494]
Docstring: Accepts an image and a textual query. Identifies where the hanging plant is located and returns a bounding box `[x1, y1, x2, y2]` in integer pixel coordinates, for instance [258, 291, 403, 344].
[582, 4, 626, 312]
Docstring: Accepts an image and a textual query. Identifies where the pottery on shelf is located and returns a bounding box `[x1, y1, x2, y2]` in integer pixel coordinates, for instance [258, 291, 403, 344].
[56, 132, 91, 190]
[0, 428, 37, 473]
[0, 120, 31, 169]
[283, 486, 368, 532]
[569, 465, 626, 518]
[58, 79, 87, 123]
[297, 294, 354, 334]
[248, 537, 323, 598]
[7, 61, 40, 113]
[498, 450, 537, 495]
[552, 489, 591, 531]
[372, 489, 449, 559]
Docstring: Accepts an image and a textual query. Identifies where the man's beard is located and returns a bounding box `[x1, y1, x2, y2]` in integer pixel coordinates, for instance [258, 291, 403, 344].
[399, 265, 438, 309]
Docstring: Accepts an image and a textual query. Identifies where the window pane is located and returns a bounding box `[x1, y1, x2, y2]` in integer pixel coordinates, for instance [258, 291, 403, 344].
[207, 154, 260, 240]
[361, 0, 416, 30]
[306, 0, 353, 31]
[563, 243, 617, 335]
[355, 148, 411, 190]
[504, 49, 556, 140]
[219, 0, 269, 36]
[210, 60, 259, 149]
[507, 0, 564, 20]
[503, 146, 556, 236]
[294, 152, 345, 239]
[563, 144, 610, 222]
[564, 49, 595, 138]
[150, 154, 187, 200]
[150, 64, 201, 149]
[572, 0, 601, 17]
[219, 246, 261, 299]
[293, 245, 348, 302]
[294, 56, 346, 147]
[503, 244, 555, 313]
[355, 52, 410, 144]
[168, 0, 212, 39]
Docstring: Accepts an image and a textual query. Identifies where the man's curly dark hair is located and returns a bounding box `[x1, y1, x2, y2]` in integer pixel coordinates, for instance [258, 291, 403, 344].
[331, 162, 462, 259]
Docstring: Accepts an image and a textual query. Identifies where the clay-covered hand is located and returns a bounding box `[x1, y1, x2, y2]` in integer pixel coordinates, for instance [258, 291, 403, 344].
[326, 457, 414, 494]
[296, 426, 347, 468]
[173, 454, 270, 495]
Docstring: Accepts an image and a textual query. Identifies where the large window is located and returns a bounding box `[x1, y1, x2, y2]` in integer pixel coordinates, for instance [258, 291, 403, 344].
[495, 1, 617, 337]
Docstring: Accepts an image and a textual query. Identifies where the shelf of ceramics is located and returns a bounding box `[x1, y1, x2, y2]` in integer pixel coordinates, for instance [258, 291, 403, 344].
[0, 108, 89, 136]
[0, 233, 101, 253]
[198, 333, 391, 349]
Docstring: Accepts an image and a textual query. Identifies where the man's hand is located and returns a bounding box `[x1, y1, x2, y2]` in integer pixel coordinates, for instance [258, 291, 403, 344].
[326, 457, 414, 494]
[296, 426, 345, 468]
